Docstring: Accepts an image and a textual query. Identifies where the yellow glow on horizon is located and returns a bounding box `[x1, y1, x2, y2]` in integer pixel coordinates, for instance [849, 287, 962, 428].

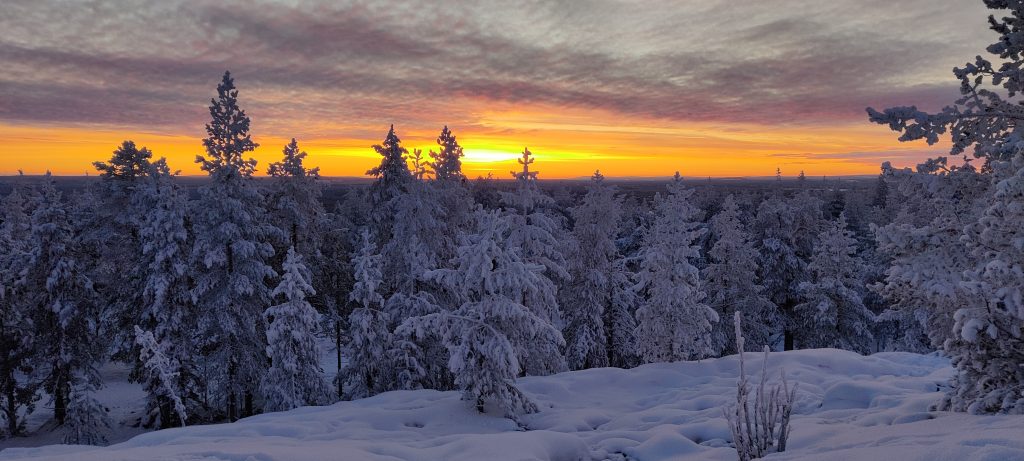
[0, 107, 944, 179]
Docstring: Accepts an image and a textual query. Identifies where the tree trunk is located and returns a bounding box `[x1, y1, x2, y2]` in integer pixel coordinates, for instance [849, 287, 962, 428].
[4, 376, 19, 436]
[335, 322, 343, 399]
[783, 301, 795, 351]
[53, 382, 67, 425]
[227, 390, 237, 422]
[243, 391, 253, 418]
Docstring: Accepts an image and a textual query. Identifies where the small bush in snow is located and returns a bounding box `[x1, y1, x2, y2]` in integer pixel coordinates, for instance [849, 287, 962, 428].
[724, 312, 796, 460]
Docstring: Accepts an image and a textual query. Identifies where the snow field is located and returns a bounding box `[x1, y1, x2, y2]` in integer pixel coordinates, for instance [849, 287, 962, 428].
[4, 349, 1021, 461]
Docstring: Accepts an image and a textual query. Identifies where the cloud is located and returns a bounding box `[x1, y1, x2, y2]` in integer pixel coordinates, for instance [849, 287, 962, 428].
[0, 0, 995, 137]
[768, 148, 949, 166]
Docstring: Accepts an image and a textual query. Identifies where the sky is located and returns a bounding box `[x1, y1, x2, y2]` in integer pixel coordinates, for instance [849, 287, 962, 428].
[0, 0, 996, 178]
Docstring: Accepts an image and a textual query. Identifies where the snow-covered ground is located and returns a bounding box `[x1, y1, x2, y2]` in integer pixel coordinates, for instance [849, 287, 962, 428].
[2, 349, 1022, 461]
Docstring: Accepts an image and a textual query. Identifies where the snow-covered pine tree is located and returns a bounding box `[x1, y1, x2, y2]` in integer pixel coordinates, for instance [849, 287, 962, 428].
[381, 179, 447, 299]
[266, 138, 325, 258]
[377, 168, 453, 391]
[317, 206, 355, 399]
[422, 209, 562, 417]
[366, 125, 413, 242]
[609, 194, 648, 368]
[430, 125, 466, 183]
[262, 248, 330, 412]
[868, 1, 1024, 413]
[0, 186, 38, 436]
[873, 159, 990, 354]
[753, 194, 804, 350]
[871, 173, 890, 210]
[499, 148, 568, 375]
[191, 71, 277, 421]
[605, 258, 639, 368]
[562, 171, 621, 370]
[427, 125, 473, 272]
[955, 151, 1024, 413]
[90, 141, 155, 362]
[21, 175, 108, 440]
[136, 158, 196, 427]
[790, 190, 824, 267]
[634, 173, 717, 363]
[342, 230, 392, 399]
[704, 194, 775, 355]
[794, 213, 875, 352]
[134, 326, 187, 428]
[63, 369, 110, 446]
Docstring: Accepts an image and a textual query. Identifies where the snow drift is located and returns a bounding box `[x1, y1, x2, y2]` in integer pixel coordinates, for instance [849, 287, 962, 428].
[2, 349, 1022, 461]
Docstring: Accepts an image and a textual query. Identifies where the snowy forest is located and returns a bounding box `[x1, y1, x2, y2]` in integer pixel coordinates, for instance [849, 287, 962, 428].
[2, 1, 1024, 459]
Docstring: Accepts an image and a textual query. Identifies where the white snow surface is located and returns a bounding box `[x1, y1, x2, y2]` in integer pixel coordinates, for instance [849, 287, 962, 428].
[3, 349, 1023, 461]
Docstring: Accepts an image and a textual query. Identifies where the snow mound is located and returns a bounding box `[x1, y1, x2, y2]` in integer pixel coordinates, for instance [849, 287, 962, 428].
[3, 349, 1022, 461]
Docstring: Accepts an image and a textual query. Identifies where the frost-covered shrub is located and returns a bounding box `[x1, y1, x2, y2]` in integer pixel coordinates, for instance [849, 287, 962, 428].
[724, 312, 796, 460]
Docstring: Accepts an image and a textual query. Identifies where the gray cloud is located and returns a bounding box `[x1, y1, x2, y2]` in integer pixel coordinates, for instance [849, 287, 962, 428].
[0, 0, 995, 136]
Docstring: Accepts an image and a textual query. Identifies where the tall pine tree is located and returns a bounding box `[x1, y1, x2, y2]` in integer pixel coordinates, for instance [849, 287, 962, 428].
[704, 194, 775, 354]
[191, 71, 276, 421]
[634, 174, 717, 363]
[262, 248, 330, 411]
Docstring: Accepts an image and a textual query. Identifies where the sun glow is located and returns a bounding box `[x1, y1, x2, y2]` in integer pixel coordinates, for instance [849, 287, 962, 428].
[0, 109, 946, 179]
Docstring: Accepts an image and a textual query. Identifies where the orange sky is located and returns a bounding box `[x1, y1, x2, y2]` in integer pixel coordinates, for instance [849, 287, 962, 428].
[0, 108, 944, 179]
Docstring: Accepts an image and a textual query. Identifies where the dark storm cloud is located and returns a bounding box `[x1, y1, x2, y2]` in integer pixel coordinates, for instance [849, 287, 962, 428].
[0, 0, 995, 134]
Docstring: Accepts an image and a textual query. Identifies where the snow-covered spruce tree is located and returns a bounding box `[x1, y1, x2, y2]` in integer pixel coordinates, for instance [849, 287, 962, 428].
[499, 148, 568, 375]
[954, 152, 1024, 413]
[266, 138, 325, 258]
[191, 71, 277, 421]
[634, 173, 717, 363]
[134, 327, 187, 428]
[318, 206, 355, 399]
[753, 194, 803, 350]
[136, 158, 197, 428]
[871, 173, 890, 211]
[430, 125, 466, 183]
[376, 171, 455, 391]
[794, 213, 875, 352]
[420, 209, 563, 418]
[262, 248, 330, 411]
[21, 176, 108, 441]
[0, 186, 38, 437]
[790, 190, 824, 268]
[366, 125, 413, 241]
[606, 257, 640, 368]
[342, 230, 392, 399]
[428, 125, 473, 269]
[562, 171, 621, 370]
[868, 1, 1024, 413]
[704, 194, 775, 355]
[381, 179, 447, 300]
[472, 172, 503, 210]
[607, 195, 648, 369]
[873, 159, 990, 353]
[63, 369, 110, 446]
[90, 141, 155, 362]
